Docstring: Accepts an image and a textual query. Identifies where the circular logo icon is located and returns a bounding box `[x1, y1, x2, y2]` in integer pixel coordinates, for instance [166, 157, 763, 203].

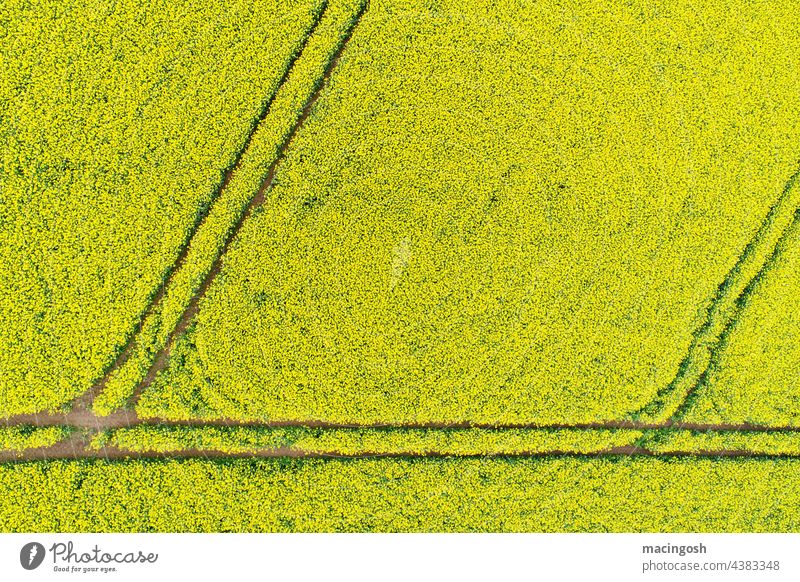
[20, 542, 46, 570]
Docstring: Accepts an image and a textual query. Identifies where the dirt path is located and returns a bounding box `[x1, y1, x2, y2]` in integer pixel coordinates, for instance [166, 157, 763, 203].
[5, 405, 800, 461]
[2, 441, 797, 462]
[5, 409, 800, 433]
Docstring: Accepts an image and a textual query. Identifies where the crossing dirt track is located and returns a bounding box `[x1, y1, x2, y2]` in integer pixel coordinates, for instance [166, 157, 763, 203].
[3, 0, 800, 531]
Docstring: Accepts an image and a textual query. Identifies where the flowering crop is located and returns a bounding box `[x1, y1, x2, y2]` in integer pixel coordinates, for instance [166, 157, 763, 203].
[92, 426, 641, 455]
[643, 430, 800, 455]
[4, 0, 800, 536]
[0, 427, 70, 453]
[141, 0, 800, 424]
[1, 458, 800, 532]
[0, 0, 323, 415]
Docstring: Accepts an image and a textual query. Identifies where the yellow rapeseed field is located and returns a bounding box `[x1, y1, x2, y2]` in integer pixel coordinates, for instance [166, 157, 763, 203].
[141, 0, 800, 424]
[1, 458, 800, 531]
[0, 0, 323, 414]
[4, 0, 800, 533]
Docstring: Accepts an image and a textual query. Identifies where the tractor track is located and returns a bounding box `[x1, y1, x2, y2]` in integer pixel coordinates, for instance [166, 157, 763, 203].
[635, 166, 800, 422]
[2, 440, 800, 463]
[128, 0, 369, 410]
[6, 412, 800, 432]
[50, 0, 332, 416]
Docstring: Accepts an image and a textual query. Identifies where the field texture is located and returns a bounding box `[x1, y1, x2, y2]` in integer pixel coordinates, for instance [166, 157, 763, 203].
[0, 0, 325, 415]
[138, 0, 800, 425]
[2, 458, 800, 532]
[681, 213, 800, 427]
[2, 0, 800, 532]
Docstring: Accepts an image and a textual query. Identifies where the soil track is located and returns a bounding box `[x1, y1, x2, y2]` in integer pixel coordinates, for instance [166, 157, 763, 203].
[5, 412, 800, 432]
[2, 440, 798, 462]
[5, 405, 800, 461]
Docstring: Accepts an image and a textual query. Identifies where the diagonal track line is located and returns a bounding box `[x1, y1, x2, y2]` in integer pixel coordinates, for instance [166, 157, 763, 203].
[634, 166, 800, 423]
[1, 0, 332, 424]
[125, 0, 369, 411]
[670, 206, 800, 424]
[83, 0, 332, 413]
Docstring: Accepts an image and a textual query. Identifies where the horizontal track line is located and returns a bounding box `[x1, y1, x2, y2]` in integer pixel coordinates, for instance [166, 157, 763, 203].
[5, 412, 800, 432]
[2, 444, 799, 463]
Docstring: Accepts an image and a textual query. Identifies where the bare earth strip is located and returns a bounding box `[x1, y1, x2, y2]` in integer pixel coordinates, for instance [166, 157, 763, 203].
[8, 413, 800, 432]
[2, 440, 799, 462]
